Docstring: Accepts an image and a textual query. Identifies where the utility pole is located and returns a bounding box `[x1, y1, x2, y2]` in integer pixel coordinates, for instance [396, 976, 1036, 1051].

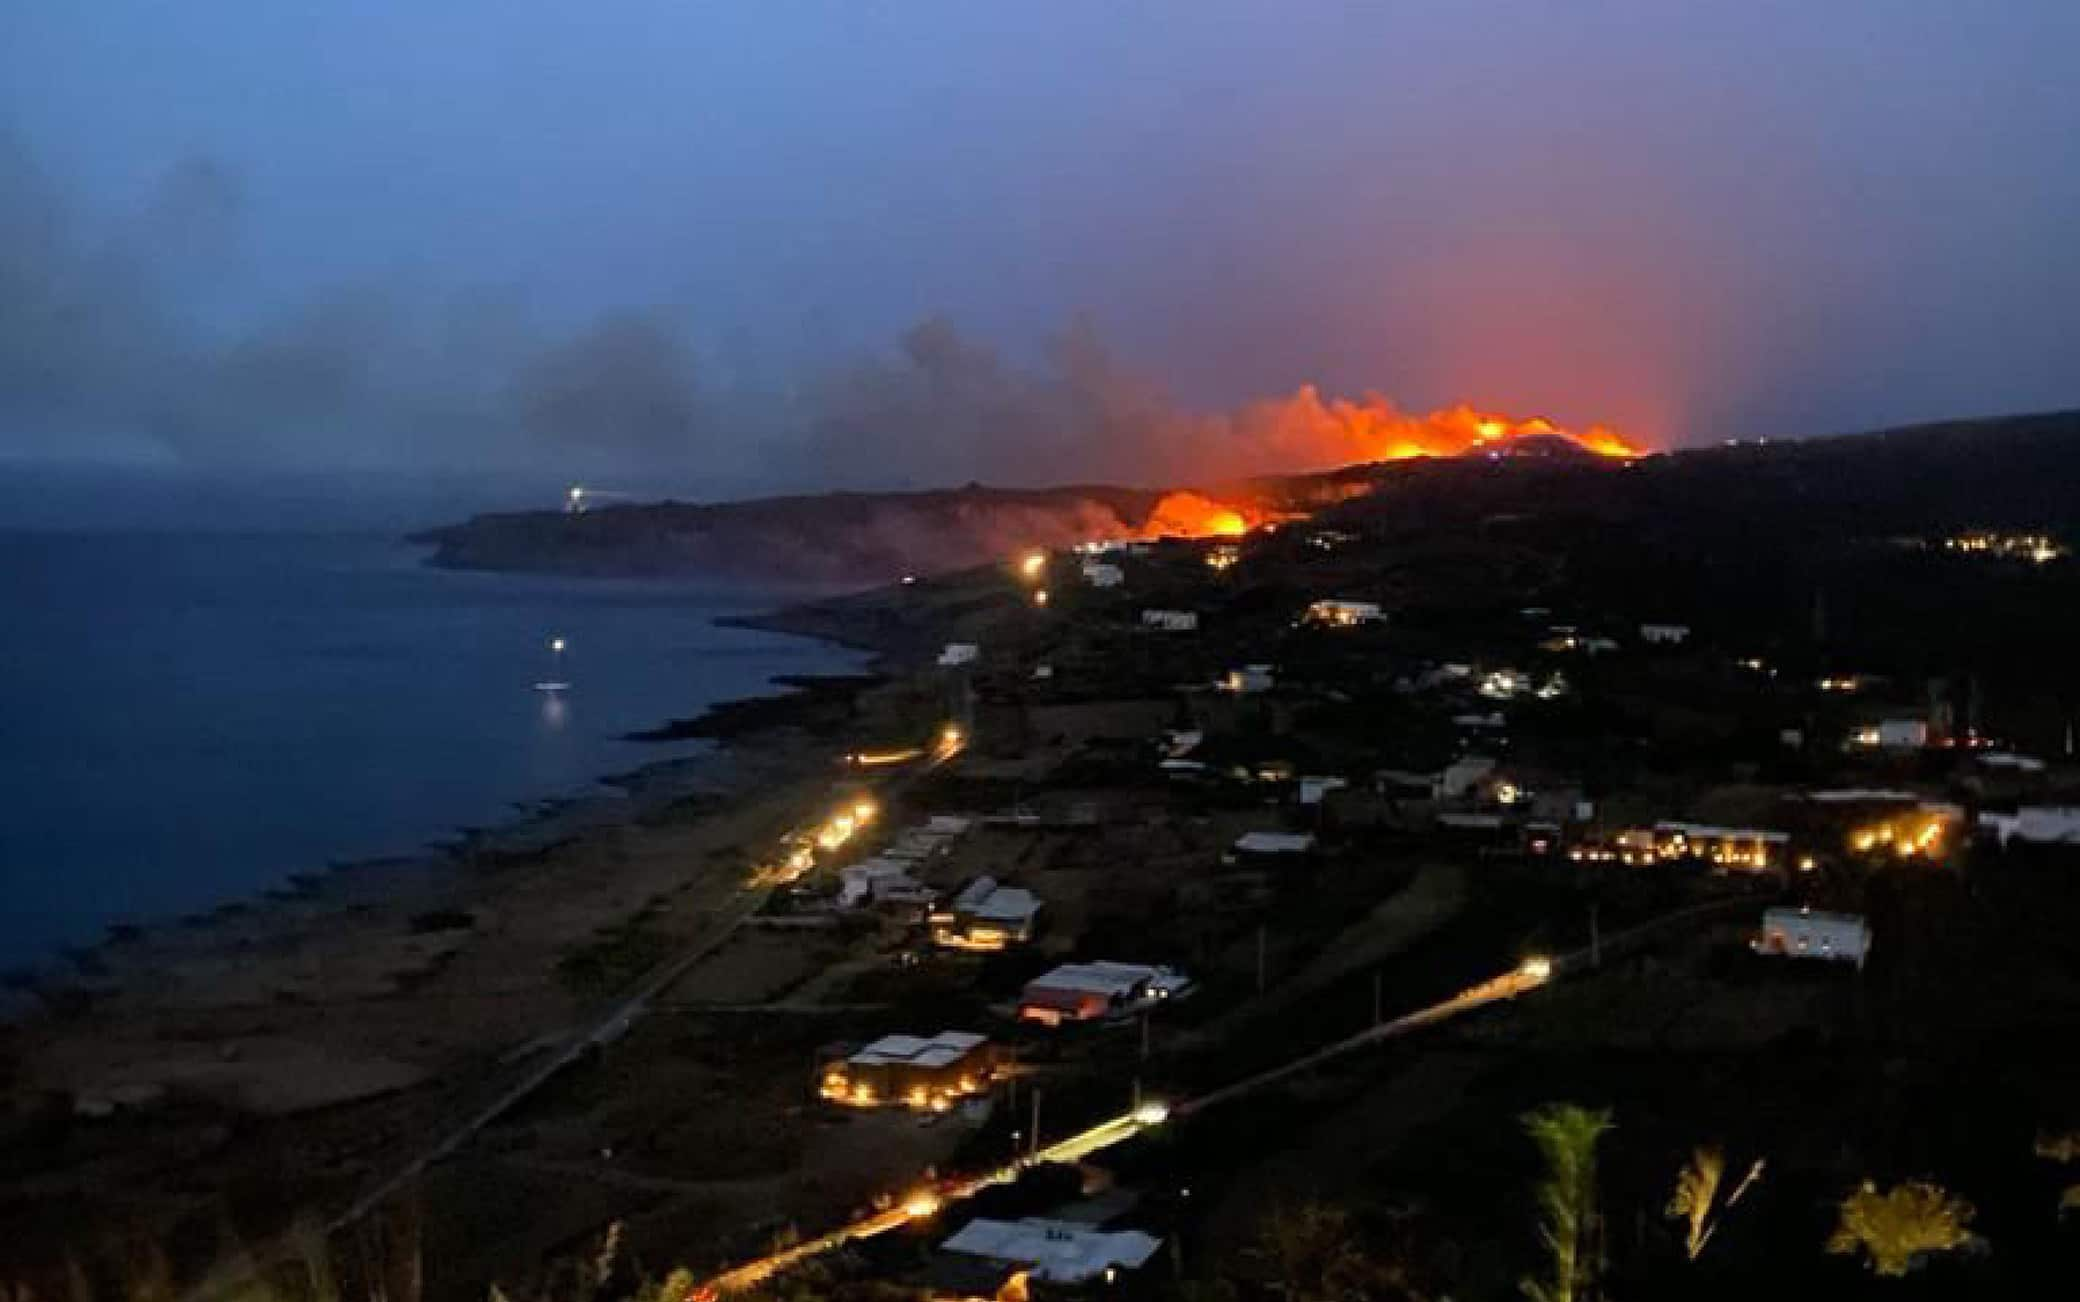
[1030, 1086, 1043, 1159]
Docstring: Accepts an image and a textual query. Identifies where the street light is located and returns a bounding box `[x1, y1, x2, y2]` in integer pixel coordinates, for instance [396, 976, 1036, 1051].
[1519, 956, 1553, 981]
[1131, 1100, 1171, 1126]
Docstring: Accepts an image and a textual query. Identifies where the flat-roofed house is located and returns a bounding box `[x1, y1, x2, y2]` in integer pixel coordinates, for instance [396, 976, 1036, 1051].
[1140, 609, 1199, 632]
[931, 876, 1044, 951]
[1752, 907, 1870, 968]
[1306, 599, 1384, 628]
[819, 1030, 1005, 1111]
[1019, 961, 1191, 1026]
[936, 1217, 1163, 1287]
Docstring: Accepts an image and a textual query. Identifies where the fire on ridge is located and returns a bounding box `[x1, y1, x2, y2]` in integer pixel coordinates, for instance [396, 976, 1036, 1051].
[1139, 401, 1643, 539]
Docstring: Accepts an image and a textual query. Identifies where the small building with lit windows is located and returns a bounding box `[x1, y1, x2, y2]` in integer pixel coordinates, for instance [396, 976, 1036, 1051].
[818, 1031, 1005, 1111]
[1752, 907, 1870, 968]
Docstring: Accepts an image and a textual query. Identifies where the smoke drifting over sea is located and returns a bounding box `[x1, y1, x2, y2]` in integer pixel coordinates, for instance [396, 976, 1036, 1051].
[0, 130, 1634, 493]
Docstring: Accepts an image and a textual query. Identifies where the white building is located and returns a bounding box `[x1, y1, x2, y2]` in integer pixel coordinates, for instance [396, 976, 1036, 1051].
[1220, 663, 1275, 694]
[1306, 598, 1385, 627]
[1435, 755, 1498, 800]
[1019, 961, 1191, 1025]
[1639, 623, 1691, 645]
[1752, 907, 1870, 967]
[1848, 717, 1929, 750]
[837, 857, 931, 908]
[1081, 561, 1125, 588]
[939, 1218, 1163, 1285]
[1979, 806, 2080, 846]
[1141, 608, 1199, 632]
[938, 642, 980, 667]
[1232, 830, 1316, 857]
[1298, 776, 1348, 806]
[932, 876, 1044, 950]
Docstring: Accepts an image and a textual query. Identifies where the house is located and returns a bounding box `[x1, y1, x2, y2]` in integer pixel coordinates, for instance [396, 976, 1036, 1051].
[936, 1218, 1163, 1288]
[1435, 755, 1498, 800]
[1752, 907, 1870, 967]
[1297, 775, 1348, 806]
[939, 643, 981, 668]
[1848, 717, 1929, 750]
[1980, 806, 2080, 846]
[1081, 561, 1125, 588]
[1140, 609, 1199, 632]
[1305, 598, 1384, 627]
[1478, 669, 1530, 700]
[1230, 831, 1316, 859]
[932, 876, 1043, 951]
[1639, 623, 1691, 645]
[1019, 961, 1191, 1026]
[838, 857, 930, 908]
[1569, 822, 1788, 870]
[1977, 750, 2045, 773]
[1652, 821, 1789, 870]
[1219, 664, 1275, 694]
[819, 1031, 1005, 1110]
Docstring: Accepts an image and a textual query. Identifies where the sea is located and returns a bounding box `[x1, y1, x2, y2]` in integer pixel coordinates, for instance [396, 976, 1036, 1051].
[0, 528, 861, 968]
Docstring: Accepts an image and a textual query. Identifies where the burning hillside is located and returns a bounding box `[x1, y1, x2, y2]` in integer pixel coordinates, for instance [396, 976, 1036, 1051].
[1206, 390, 1641, 469]
[1133, 400, 1641, 540]
[416, 396, 1644, 577]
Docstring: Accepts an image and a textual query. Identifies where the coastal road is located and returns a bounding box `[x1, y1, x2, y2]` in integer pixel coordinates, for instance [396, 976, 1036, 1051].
[324, 726, 971, 1234]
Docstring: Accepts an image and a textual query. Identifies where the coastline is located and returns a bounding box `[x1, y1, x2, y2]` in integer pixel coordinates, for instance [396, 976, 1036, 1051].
[0, 592, 898, 1042]
[4, 597, 892, 1010]
[0, 565, 962, 1286]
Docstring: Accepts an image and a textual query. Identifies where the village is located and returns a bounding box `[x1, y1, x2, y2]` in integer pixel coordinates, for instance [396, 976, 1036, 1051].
[419, 469, 2080, 1302]
[11, 443, 2080, 1302]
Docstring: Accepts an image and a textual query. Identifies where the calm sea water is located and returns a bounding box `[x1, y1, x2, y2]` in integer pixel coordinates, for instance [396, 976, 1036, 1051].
[0, 531, 858, 966]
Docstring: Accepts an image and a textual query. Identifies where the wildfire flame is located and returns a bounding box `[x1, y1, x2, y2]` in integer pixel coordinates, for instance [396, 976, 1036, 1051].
[1136, 400, 1640, 538]
[1248, 393, 1642, 465]
[1141, 492, 1262, 539]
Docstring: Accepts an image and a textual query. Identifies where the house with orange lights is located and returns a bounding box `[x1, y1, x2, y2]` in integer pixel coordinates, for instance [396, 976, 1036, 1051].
[818, 1031, 1005, 1112]
[1752, 907, 1870, 968]
[931, 876, 1043, 951]
[1304, 598, 1384, 628]
[1019, 961, 1191, 1026]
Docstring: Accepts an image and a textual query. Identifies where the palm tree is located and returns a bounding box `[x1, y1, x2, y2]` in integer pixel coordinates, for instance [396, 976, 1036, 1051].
[2035, 1131, 2080, 1217]
[1520, 1104, 1614, 1302]
[1666, 1145, 1766, 1261]
[1826, 1180, 1976, 1277]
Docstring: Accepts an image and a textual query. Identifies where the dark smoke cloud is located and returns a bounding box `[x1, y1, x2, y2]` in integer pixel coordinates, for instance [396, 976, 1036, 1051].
[0, 130, 724, 476]
[0, 127, 1622, 495]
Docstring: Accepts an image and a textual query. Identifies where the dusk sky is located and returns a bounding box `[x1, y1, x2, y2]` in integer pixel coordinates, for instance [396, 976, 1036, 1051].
[4, 2, 2077, 492]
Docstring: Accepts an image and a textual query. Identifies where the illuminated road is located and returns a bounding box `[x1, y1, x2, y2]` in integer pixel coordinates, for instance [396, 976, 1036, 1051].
[698, 965, 1549, 1295]
[321, 727, 970, 1237]
[703, 1109, 1166, 1296]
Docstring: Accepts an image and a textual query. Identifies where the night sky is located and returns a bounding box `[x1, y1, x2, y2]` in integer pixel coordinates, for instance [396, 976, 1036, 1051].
[4, 2, 2076, 490]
